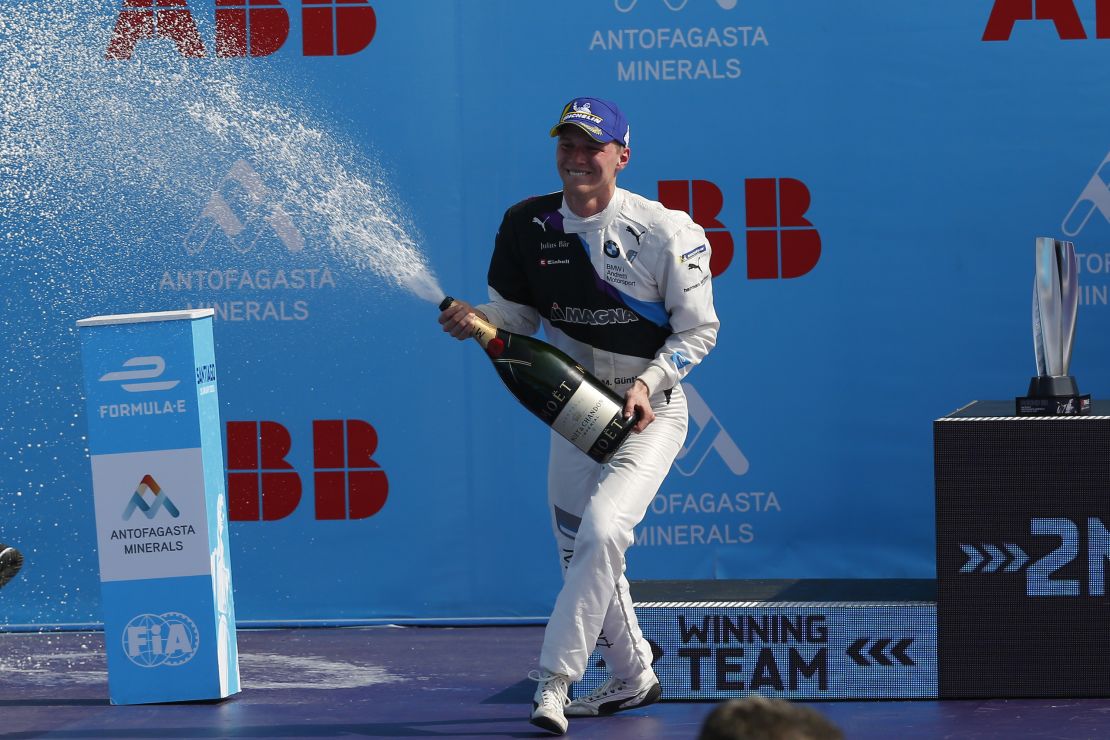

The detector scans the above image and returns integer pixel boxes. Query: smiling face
[554,125,630,217]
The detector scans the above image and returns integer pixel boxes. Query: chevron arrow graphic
[890,638,914,666]
[981,543,1007,573]
[960,542,1031,575]
[1003,543,1029,572]
[848,638,916,668]
[959,544,984,573]
[847,638,869,667]
[868,638,893,667]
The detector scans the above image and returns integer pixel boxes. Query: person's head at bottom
[698,695,843,740]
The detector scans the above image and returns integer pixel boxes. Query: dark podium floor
[4,624,1110,739]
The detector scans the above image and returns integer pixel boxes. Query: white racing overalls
[478,187,719,682]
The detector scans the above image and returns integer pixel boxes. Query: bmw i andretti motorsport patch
[680,244,707,263]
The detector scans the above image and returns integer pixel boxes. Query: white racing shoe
[528,669,570,735]
[564,670,662,717]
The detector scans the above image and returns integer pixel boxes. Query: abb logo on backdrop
[227,419,388,521]
[106,0,377,59]
[983,0,1110,40]
[658,179,821,280]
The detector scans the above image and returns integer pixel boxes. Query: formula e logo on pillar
[100,356,181,392]
[658,179,821,280]
[226,420,389,521]
[674,383,749,477]
[106,0,377,60]
[123,612,200,667]
[982,0,1110,40]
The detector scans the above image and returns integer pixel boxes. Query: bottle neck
[469,315,498,349]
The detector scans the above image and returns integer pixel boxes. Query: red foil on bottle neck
[486,338,505,358]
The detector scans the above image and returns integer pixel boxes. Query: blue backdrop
[3,0,1110,626]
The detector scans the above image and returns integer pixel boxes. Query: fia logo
[123,475,181,520]
[99,356,180,393]
[184,160,304,255]
[123,612,200,668]
[674,383,749,476]
[615,0,738,11]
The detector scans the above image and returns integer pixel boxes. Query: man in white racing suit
[439,96,718,736]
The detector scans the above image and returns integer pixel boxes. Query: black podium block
[935,400,1110,698]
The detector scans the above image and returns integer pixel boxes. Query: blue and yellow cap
[549,97,630,147]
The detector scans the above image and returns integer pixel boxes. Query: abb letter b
[745,178,821,280]
[227,420,301,521]
[313,419,388,520]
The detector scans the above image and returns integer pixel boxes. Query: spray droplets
[1,2,443,626]
[183,84,444,301]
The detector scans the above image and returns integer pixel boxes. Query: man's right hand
[438,298,488,340]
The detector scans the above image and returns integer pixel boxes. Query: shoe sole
[570,681,662,717]
[529,712,567,735]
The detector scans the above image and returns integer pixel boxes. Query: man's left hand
[624,378,654,433]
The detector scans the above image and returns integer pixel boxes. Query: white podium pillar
[77,309,239,705]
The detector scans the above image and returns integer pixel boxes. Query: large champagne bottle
[441,297,639,464]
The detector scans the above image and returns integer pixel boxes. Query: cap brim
[549,121,611,143]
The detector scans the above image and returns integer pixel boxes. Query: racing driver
[439,96,719,735]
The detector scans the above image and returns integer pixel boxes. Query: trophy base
[1015,395,1091,415]
[1027,375,1080,398]
[1017,376,1091,415]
